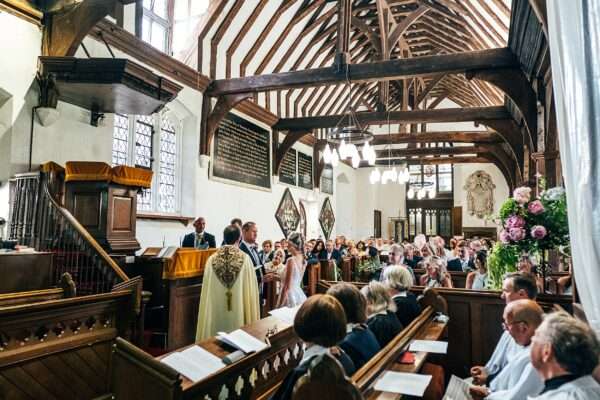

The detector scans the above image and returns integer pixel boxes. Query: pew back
[0,290,136,400]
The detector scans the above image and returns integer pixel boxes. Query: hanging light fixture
[370,168,381,184]
[407,187,415,199]
[321,64,373,170]
[331,149,339,167]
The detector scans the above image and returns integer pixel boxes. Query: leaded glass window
[111,112,180,214]
[112,114,129,166]
[158,115,177,213]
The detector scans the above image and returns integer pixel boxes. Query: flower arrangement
[487,180,569,289]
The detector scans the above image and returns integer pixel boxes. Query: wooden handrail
[353,306,435,391]
[43,183,129,282]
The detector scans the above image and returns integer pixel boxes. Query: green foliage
[487,243,519,289]
[499,198,520,220]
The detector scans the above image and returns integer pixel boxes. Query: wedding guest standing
[181,217,216,249]
[259,240,273,264]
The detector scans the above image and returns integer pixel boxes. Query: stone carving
[464,170,496,219]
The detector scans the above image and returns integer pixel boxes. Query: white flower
[542,187,565,201]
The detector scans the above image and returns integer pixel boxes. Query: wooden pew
[319,280,573,378]
[0,289,137,400]
[341,257,353,282]
[0,288,65,307]
[103,290,446,400]
[320,260,338,281]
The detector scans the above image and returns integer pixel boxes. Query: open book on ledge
[217,329,270,354]
[160,345,226,382]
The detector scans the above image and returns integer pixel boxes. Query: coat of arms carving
[319,197,335,240]
[463,170,496,219]
[275,188,301,237]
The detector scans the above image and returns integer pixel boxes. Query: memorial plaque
[211,113,271,190]
[279,149,297,186]
[297,152,313,190]
[321,165,334,195]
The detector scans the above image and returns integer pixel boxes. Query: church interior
[1,0,599,399]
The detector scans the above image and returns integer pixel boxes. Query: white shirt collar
[346,323,360,333]
[301,344,328,364]
[242,240,257,250]
[392,292,408,298]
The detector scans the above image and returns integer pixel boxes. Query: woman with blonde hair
[346,240,359,257]
[383,265,421,327]
[360,281,403,347]
[419,256,453,288]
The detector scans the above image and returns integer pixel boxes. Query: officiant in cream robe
[196,225,260,341]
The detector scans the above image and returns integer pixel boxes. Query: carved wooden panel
[0,340,112,400]
[111,196,133,232]
[168,282,202,350]
[73,193,101,230]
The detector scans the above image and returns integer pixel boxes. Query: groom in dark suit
[239,222,273,301]
[181,217,216,249]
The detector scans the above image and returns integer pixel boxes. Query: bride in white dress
[277,232,307,308]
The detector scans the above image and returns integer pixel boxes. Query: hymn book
[374,371,432,396]
[268,305,301,325]
[217,329,269,354]
[160,345,225,382]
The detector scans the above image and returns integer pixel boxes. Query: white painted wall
[453,163,509,229]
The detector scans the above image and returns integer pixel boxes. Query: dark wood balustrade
[8,171,132,296]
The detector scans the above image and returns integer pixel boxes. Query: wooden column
[335,0,352,68]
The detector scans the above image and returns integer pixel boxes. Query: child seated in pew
[271,294,356,400]
[360,281,403,348]
[383,265,422,328]
[326,282,381,370]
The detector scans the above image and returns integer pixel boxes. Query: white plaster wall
[453,163,509,229]
[353,167,406,240]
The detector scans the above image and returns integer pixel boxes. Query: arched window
[111,111,181,214]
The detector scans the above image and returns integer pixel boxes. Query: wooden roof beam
[207,47,517,96]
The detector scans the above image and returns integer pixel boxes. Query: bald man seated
[529,312,600,399]
[470,273,538,385]
[469,299,544,400]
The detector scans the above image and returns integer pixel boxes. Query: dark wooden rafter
[42,0,133,56]
[274,106,510,130]
[466,68,538,152]
[274,130,312,175]
[207,48,518,96]
[209,0,245,79]
[201,93,253,156]
[369,131,502,145]
[225,0,270,78]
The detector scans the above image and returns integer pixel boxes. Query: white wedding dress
[279,256,307,308]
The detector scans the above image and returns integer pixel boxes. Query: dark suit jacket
[366,311,403,348]
[270,350,355,400]
[181,232,216,249]
[338,324,381,370]
[446,258,463,272]
[239,242,265,294]
[392,292,422,328]
[319,249,342,265]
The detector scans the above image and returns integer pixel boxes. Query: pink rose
[527,200,545,215]
[509,227,526,241]
[513,187,532,205]
[506,215,526,229]
[499,229,510,243]
[531,225,547,240]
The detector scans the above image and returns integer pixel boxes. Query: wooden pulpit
[63,162,152,254]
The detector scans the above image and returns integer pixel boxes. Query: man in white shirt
[471,272,539,384]
[529,312,600,399]
[469,299,544,400]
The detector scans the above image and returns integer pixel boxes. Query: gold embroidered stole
[211,246,245,311]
